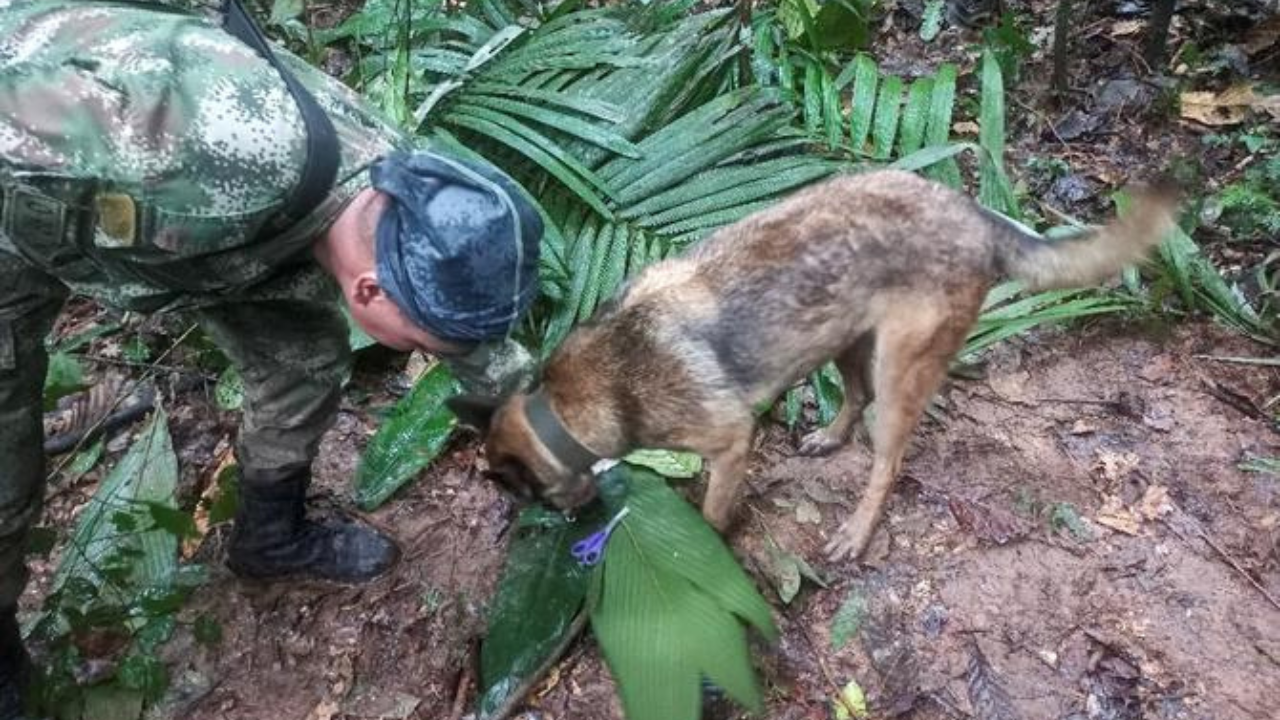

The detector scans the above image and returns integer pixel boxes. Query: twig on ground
[80,353,211,376]
[45,323,200,480]
[1194,354,1280,368]
[1198,376,1275,426]
[448,639,480,720]
[1162,516,1280,613]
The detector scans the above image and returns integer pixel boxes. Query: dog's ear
[446,394,502,434]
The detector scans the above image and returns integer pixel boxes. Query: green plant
[24,409,210,720]
[1215,154,1280,241]
[980,10,1034,83]
[478,464,777,720]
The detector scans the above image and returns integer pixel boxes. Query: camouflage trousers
[0,246,352,611]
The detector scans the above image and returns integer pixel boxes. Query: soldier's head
[321,151,543,360]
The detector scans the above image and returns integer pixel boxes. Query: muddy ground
[16,1,1280,719]
[79,317,1279,720]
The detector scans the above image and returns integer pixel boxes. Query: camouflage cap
[370,150,542,343]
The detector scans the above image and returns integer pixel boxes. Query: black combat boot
[0,609,29,720]
[225,465,400,583]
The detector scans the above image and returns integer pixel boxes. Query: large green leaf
[870,75,903,160]
[354,363,461,510]
[965,285,1137,357]
[897,77,935,158]
[589,466,774,720]
[923,63,961,187]
[847,53,878,155]
[978,49,1019,218]
[597,468,776,640]
[477,506,603,718]
[53,408,179,605]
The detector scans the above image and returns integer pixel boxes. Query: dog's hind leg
[825,297,980,562]
[798,331,876,456]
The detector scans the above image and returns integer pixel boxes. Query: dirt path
[149,318,1279,720]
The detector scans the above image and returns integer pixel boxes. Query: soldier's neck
[313,188,381,286]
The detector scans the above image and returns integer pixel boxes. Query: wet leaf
[52,408,179,610]
[134,615,176,652]
[833,678,869,719]
[53,322,121,353]
[477,506,602,718]
[831,589,866,650]
[783,386,803,429]
[919,0,945,42]
[966,642,1023,720]
[1094,495,1141,536]
[947,497,1031,545]
[64,438,104,483]
[622,449,703,479]
[194,615,223,647]
[117,653,168,704]
[810,362,843,425]
[82,685,144,720]
[589,466,777,720]
[270,0,303,24]
[1180,85,1262,127]
[765,546,827,605]
[25,526,58,558]
[810,0,873,52]
[768,548,802,604]
[205,465,240,525]
[354,363,461,511]
[44,351,85,411]
[214,366,243,412]
[1048,502,1093,541]
[795,498,822,525]
[145,503,200,540]
[121,336,151,364]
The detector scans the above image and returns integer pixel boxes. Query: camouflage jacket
[0,0,412,312]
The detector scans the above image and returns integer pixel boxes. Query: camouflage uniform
[0,0,458,608]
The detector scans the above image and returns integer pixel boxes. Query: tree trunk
[1145,0,1177,68]
[1051,0,1072,100]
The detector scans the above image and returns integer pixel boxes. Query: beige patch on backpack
[94,193,137,248]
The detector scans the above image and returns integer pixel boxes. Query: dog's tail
[989,187,1180,292]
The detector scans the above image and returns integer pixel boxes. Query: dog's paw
[824,523,869,563]
[798,429,845,457]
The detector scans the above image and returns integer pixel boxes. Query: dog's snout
[547,478,598,511]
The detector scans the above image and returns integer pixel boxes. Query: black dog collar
[524,389,600,473]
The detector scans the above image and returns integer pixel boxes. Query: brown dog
[450,170,1178,561]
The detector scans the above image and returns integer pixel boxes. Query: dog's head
[448,393,599,511]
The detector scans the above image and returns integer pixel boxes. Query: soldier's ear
[447,394,502,435]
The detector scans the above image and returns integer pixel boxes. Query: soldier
[0,0,542,716]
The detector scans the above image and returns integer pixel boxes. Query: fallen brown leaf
[1095,495,1141,536]
[183,442,236,559]
[1110,19,1144,37]
[948,497,1031,546]
[1181,85,1280,127]
[1245,17,1280,55]
[1137,485,1173,521]
[1093,450,1142,486]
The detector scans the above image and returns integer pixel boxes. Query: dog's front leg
[700,424,755,533]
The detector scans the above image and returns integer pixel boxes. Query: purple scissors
[571,507,631,566]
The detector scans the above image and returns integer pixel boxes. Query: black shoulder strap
[220,0,340,236]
